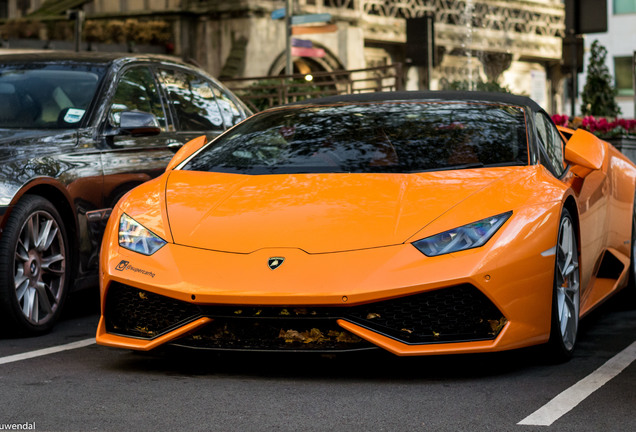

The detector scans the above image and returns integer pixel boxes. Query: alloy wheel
[554,215,580,352]
[13,209,67,325]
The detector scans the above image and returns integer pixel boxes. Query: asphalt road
[1,289,635,432]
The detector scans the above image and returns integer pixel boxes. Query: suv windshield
[0,63,106,129]
[184,101,529,174]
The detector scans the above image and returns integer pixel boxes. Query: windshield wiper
[408,163,483,173]
[408,161,524,174]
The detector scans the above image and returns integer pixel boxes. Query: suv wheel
[0,195,70,335]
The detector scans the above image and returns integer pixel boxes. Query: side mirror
[166,135,207,172]
[119,111,161,136]
[564,128,605,178]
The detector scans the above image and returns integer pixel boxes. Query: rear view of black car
[0,51,251,335]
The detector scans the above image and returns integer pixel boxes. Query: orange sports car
[96,92,636,361]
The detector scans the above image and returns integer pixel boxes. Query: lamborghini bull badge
[268,257,285,270]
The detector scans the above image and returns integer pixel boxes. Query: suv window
[535,112,565,176]
[0,65,104,129]
[157,68,225,133]
[109,66,167,130]
[210,83,243,128]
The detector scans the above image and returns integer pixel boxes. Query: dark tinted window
[109,66,166,130]
[184,101,529,174]
[0,64,105,129]
[157,68,225,133]
[615,56,634,96]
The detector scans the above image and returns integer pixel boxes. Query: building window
[0,1,7,19]
[614,0,636,14]
[615,56,634,96]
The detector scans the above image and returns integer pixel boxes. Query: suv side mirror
[119,111,161,136]
[564,128,605,178]
[166,135,207,171]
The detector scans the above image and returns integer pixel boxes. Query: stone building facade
[2,0,567,112]
[186,0,566,112]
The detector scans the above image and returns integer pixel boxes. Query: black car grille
[105,282,201,339]
[347,284,506,343]
[104,283,506,348]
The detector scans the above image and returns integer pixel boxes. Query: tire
[546,208,580,362]
[0,195,70,335]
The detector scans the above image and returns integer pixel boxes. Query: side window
[157,68,225,133]
[210,83,243,128]
[109,66,166,130]
[535,112,565,176]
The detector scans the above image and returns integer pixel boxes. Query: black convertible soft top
[289,90,543,113]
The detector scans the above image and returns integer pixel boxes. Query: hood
[165,168,518,254]
[0,129,78,163]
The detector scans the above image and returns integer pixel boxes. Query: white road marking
[0,338,95,366]
[518,340,636,426]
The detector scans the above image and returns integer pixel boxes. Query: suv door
[99,64,179,208]
[74,64,178,272]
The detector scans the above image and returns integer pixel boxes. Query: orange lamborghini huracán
[96,92,636,361]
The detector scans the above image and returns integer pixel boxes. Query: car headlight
[413,211,512,257]
[118,213,166,255]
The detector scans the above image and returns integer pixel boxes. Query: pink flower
[597,117,610,133]
[582,116,597,132]
[551,114,569,126]
[550,114,635,136]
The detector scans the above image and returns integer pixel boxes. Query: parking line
[0,338,95,366]
[518,340,636,426]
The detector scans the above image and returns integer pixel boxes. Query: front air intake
[104,282,201,339]
[104,283,506,347]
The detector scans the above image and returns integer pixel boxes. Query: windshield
[184,101,529,174]
[0,63,106,129]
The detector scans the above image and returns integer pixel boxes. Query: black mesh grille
[104,283,505,347]
[347,285,506,343]
[104,282,201,339]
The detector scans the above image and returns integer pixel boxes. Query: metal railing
[222,63,404,112]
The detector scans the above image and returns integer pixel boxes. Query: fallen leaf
[303,328,327,344]
[334,331,362,343]
[279,329,306,343]
[488,317,507,334]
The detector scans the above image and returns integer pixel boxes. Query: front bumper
[97,204,561,355]
[99,282,506,352]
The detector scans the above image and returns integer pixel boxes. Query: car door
[98,64,181,208]
[72,63,179,272]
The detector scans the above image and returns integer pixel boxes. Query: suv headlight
[118,213,166,255]
[413,211,512,257]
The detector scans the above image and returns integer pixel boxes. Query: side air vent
[596,249,626,280]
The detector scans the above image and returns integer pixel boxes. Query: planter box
[606,136,636,163]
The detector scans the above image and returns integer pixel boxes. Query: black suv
[0,51,251,334]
